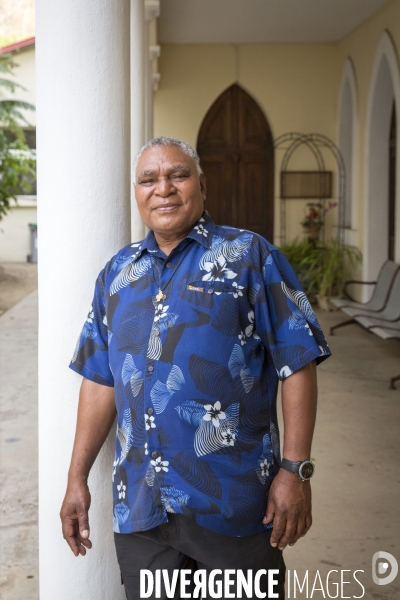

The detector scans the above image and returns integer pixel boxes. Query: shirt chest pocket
[187,280,241,296]
[187,280,252,341]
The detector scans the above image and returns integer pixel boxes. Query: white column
[144,13,152,142]
[36,1,131,598]
[131,0,147,241]
[145,0,160,142]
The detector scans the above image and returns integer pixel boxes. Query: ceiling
[159,0,391,44]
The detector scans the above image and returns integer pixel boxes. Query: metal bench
[330,261,400,335]
[354,320,400,389]
[330,265,400,389]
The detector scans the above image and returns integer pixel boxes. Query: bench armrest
[343,280,376,302]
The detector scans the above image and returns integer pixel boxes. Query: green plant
[279,238,362,299]
[279,238,320,297]
[0,53,35,220]
[300,238,362,298]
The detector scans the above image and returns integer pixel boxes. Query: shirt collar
[136,210,215,259]
[186,210,215,249]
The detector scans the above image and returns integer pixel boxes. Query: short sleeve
[69,267,114,387]
[254,248,331,380]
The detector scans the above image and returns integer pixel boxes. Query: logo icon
[372,551,398,586]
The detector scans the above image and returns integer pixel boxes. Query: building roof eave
[0,37,36,55]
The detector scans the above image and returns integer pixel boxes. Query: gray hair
[133,136,203,184]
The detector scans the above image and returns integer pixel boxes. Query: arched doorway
[365,31,400,282]
[197,84,274,241]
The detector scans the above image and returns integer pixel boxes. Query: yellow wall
[154,44,340,244]
[154,0,400,255]
[155,43,340,145]
[336,0,400,278]
[338,0,400,159]
[154,45,236,145]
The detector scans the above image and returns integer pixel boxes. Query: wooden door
[197,84,274,241]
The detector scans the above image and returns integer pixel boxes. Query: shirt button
[154,330,160,337]
[148,365,154,372]
[151,451,159,459]
[208,289,214,295]
[147,408,154,415]
[166,262,172,268]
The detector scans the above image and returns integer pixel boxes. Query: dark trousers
[114,515,285,600]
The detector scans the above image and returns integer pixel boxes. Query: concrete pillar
[131,0,147,241]
[36,1,131,598]
[144,1,160,142]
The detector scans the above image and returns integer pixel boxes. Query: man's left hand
[262,468,312,550]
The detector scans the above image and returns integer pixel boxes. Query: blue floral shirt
[69,211,331,537]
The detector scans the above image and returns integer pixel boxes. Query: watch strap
[281,458,304,475]
[281,458,314,481]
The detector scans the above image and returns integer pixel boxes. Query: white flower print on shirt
[144,414,156,430]
[230,281,244,298]
[221,428,236,446]
[203,401,226,428]
[245,311,260,340]
[154,304,169,322]
[150,456,169,472]
[202,255,237,283]
[194,224,208,237]
[278,365,293,379]
[238,331,246,346]
[259,458,270,478]
[117,480,126,500]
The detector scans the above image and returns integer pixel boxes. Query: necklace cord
[152,241,194,301]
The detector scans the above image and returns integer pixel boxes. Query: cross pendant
[156,290,165,302]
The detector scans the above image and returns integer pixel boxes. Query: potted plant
[279,238,320,299]
[301,239,362,310]
[279,238,362,310]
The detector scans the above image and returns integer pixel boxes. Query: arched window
[338,59,358,236]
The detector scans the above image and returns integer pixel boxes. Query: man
[61,137,331,599]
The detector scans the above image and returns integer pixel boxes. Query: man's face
[134,145,206,240]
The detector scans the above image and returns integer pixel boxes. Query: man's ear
[199,173,207,200]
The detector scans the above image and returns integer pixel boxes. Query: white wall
[0,198,37,262]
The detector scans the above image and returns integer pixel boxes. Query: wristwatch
[281,458,315,481]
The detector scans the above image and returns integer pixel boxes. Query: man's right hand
[60,479,92,557]
[60,378,116,556]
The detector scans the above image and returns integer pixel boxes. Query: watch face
[299,461,315,480]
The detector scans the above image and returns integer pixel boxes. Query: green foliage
[279,237,362,299]
[279,238,320,296]
[0,53,36,220]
